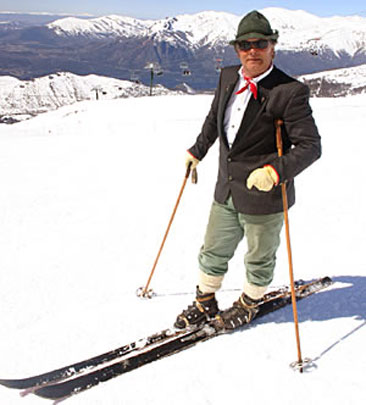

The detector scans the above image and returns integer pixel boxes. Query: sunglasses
[236,39,270,51]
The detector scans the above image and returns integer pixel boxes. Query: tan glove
[246,165,279,192]
[185,152,199,170]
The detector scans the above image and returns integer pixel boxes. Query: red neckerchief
[235,74,258,100]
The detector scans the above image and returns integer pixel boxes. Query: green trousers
[198,197,284,287]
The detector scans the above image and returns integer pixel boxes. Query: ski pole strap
[191,168,198,184]
[185,161,198,184]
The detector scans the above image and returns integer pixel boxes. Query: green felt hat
[230,10,279,45]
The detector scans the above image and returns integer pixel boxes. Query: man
[174,10,321,330]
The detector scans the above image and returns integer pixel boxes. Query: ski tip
[0,377,48,391]
[0,378,24,389]
[0,379,11,388]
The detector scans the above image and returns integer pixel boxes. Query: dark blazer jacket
[188,65,321,214]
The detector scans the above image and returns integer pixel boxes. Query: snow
[299,63,366,88]
[0,72,178,121]
[48,15,150,38]
[0,93,365,405]
[157,11,239,47]
[46,8,366,56]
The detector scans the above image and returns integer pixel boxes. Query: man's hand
[185,152,199,170]
[246,165,279,192]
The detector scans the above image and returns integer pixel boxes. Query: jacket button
[228,176,233,181]
[227,157,232,162]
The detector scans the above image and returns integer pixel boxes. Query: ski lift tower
[91,86,103,100]
[144,62,163,96]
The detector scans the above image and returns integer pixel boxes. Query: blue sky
[1,0,365,19]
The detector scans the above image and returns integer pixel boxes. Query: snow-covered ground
[0,93,365,404]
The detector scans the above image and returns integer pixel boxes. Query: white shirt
[224,65,273,148]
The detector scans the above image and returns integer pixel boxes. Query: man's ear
[272,42,276,59]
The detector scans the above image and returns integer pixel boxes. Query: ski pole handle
[185,161,192,178]
[275,119,284,157]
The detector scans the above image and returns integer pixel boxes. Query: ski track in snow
[0,94,365,404]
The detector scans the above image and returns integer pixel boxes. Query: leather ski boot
[214,292,260,330]
[174,287,219,329]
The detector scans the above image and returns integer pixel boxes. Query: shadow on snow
[256,275,366,325]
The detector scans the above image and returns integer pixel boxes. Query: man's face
[235,38,275,78]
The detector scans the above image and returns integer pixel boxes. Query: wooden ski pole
[275,119,304,372]
[137,163,196,299]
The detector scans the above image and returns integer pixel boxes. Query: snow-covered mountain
[298,64,366,97]
[48,15,152,39]
[1,8,366,90]
[0,72,178,123]
[47,11,237,48]
[260,8,366,57]
[47,8,366,58]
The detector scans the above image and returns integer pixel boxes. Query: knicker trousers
[198,196,284,288]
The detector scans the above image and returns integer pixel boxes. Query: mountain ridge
[46,8,366,56]
[0,8,365,90]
